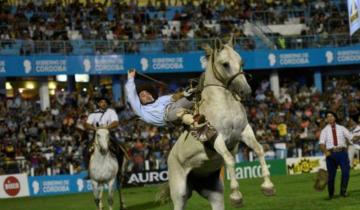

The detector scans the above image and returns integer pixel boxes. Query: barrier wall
[1,157,359,199]
[1,46,360,76]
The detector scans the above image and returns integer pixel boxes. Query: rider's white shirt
[125,77,172,126]
[86,108,118,127]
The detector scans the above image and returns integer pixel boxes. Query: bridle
[94,130,109,155]
[203,46,248,97]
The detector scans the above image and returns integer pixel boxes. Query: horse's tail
[155,182,171,205]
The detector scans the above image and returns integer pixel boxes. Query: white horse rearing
[166,36,275,210]
[90,128,119,210]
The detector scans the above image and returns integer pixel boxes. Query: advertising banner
[2,46,360,77]
[0,173,30,199]
[286,157,326,175]
[27,170,169,196]
[226,159,287,180]
[123,169,168,186]
[28,173,93,196]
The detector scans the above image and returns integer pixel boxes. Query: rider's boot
[177,109,218,142]
[83,145,94,180]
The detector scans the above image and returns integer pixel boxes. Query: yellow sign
[288,159,320,174]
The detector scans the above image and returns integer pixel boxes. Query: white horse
[166,36,275,210]
[90,128,119,210]
[349,124,360,167]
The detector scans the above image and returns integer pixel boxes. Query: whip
[133,70,168,87]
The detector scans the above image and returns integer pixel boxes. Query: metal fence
[0,34,358,56]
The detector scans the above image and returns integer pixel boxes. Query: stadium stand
[0,0,358,55]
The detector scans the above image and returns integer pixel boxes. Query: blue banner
[28,173,93,196]
[1,46,360,77]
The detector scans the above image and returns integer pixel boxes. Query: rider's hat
[95,96,111,104]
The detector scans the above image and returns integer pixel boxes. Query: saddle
[109,140,130,161]
[185,74,218,142]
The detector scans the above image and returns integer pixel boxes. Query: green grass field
[2,171,360,210]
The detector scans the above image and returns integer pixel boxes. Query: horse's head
[203,35,251,96]
[95,128,110,155]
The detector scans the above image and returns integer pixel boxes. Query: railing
[0,34,358,56]
[251,9,307,25]
[250,21,277,50]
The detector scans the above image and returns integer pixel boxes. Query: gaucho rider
[125,69,217,141]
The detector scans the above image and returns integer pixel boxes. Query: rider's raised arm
[125,75,144,118]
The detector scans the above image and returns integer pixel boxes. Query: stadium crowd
[0,0,351,54]
[0,76,359,176]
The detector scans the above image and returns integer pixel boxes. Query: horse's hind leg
[241,124,275,196]
[213,133,243,207]
[168,156,190,210]
[108,178,116,210]
[197,175,225,210]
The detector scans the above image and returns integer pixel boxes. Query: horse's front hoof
[230,197,243,208]
[230,192,243,208]
[261,186,276,196]
[120,204,127,210]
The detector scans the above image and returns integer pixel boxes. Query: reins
[202,47,246,101]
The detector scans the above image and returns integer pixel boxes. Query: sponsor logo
[151,57,184,70]
[127,171,168,185]
[94,57,124,71]
[140,58,149,71]
[287,158,320,174]
[35,60,67,73]
[325,51,334,63]
[278,53,309,65]
[41,180,70,193]
[24,59,67,74]
[268,53,276,66]
[23,59,32,74]
[32,181,39,194]
[231,164,271,179]
[0,61,5,73]
[3,176,21,196]
[83,58,91,73]
[336,50,360,62]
